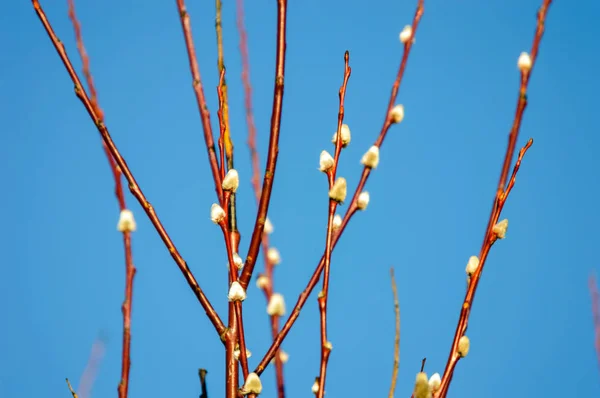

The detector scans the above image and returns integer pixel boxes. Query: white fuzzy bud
[319,150,335,172]
[117,209,136,232]
[241,372,262,395]
[329,177,347,203]
[222,169,239,192]
[399,25,413,44]
[270,350,290,364]
[233,253,244,270]
[390,104,405,124]
[458,335,470,357]
[492,219,509,239]
[267,293,286,316]
[413,372,431,398]
[357,191,370,210]
[429,373,441,392]
[234,347,252,360]
[331,124,351,147]
[361,145,380,169]
[465,255,479,276]
[518,52,532,72]
[332,214,343,230]
[210,203,226,224]
[228,281,246,302]
[311,379,320,394]
[263,217,274,235]
[256,274,270,290]
[267,247,281,265]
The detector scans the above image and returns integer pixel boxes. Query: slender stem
[235,302,250,379]
[237,0,286,394]
[435,2,551,395]
[238,0,288,290]
[388,267,400,398]
[65,2,135,396]
[317,52,351,398]
[31,0,226,337]
[254,0,424,374]
[175,0,224,203]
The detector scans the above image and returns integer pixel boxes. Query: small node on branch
[390,104,405,124]
[329,177,347,204]
[332,214,343,230]
[319,150,335,173]
[263,217,274,235]
[267,247,282,265]
[311,378,320,395]
[117,209,137,232]
[210,203,226,224]
[241,372,262,395]
[228,281,247,302]
[234,346,252,360]
[518,52,532,72]
[256,274,270,290]
[222,169,240,192]
[412,372,431,398]
[331,124,351,147]
[356,191,370,211]
[267,293,286,316]
[324,341,333,351]
[361,145,380,169]
[492,219,509,239]
[429,373,441,393]
[458,335,471,357]
[399,25,414,44]
[465,255,480,276]
[232,253,244,270]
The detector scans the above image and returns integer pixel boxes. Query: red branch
[317,51,351,398]
[254,0,425,375]
[589,274,600,376]
[435,1,552,396]
[31,0,226,337]
[238,0,288,290]
[175,0,224,203]
[237,0,286,394]
[65,2,134,397]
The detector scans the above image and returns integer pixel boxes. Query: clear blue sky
[1,0,599,397]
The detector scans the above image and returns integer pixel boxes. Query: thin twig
[317,51,351,398]
[175,0,224,203]
[589,274,600,376]
[31,0,226,337]
[238,0,288,290]
[199,369,209,398]
[388,267,400,398]
[236,0,286,394]
[66,378,79,398]
[76,335,106,398]
[254,0,424,375]
[436,3,551,396]
[214,0,240,251]
[65,3,134,397]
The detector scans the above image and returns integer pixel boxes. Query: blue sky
[1,0,599,397]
